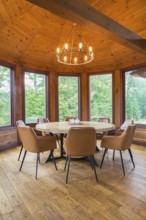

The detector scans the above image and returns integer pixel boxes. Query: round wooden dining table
[36,121,115,163]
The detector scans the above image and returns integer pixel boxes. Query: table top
[36,121,115,134]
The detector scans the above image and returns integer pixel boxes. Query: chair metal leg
[19,150,27,171]
[113,150,115,161]
[66,156,71,184]
[128,149,135,168]
[38,153,40,164]
[120,151,125,176]
[51,153,57,170]
[18,145,23,161]
[96,145,100,152]
[35,153,39,179]
[64,156,68,171]
[100,148,108,169]
[90,156,98,183]
[89,156,93,170]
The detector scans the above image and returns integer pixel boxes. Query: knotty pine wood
[28,0,146,56]
[113,69,122,128]
[81,73,88,120]
[0,0,146,72]
[0,143,146,219]
[15,65,23,121]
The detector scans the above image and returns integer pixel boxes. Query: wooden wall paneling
[0,128,17,150]
[15,65,23,121]
[81,73,88,120]
[113,69,122,128]
[49,72,57,121]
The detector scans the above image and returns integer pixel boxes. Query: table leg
[45,133,65,163]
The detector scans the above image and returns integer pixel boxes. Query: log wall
[0,127,17,150]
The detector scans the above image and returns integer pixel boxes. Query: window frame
[0,61,15,129]
[122,64,146,128]
[88,72,114,123]
[22,69,49,125]
[56,73,81,121]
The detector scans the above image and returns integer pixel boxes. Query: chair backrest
[120,119,134,130]
[98,117,110,123]
[120,125,136,150]
[65,117,76,122]
[37,118,50,124]
[17,125,40,153]
[64,127,96,156]
[16,120,26,143]
[16,120,25,126]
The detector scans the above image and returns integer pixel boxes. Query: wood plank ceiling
[0,0,146,72]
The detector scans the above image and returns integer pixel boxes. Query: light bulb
[64,56,67,62]
[89,46,92,52]
[84,55,88,61]
[79,43,82,50]
[65,43,68,50]
[74,57,77,63]
[56,48,60,54]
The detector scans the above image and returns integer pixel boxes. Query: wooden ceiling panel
[92,0,146,35]
[0,0,146,72]
[0,0,32,27]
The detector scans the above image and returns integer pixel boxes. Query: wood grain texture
[27,0,146,55]
[0,128,17,150]
[0,143,146,219]
[0,0,146,72]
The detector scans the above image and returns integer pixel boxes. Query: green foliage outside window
[25,72,46,123]
[125,71,146,124]
[0,66,11,126]
[58,76,79,121]
[90,74,112,121]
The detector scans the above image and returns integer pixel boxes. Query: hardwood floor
[0,143,146,220]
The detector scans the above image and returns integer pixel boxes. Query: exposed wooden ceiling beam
[27,0,146,56]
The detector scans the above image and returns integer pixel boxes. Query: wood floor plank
[1,211,19,220]
[0,187,13,215]
[0,144,146,220]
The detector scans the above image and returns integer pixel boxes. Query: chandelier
[56,23,94,65]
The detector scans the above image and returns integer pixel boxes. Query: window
[89,74,113,121]
[24,71,47,123]
[125,69,146,124]
[58,76,80,121]
[0,65,12,127]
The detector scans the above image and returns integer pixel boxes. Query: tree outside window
[125,70,146,124]
[58,76,79,121]
[89,74,112,122]
[0,65,11,126]
[24,72,47,123]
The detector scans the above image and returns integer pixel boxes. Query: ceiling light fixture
[56,23,94,65]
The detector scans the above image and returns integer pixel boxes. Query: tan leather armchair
[37,117,60,147]
[109,119,134,160]
[96,117,110,140]
[17,125,57,179]
[113,119,134,136]
[65,116,76,121]
[16,120,26,161]
[64,127,98,183]
[100,125,136,176]
[98,117,110,123]
[37,117,50,124]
